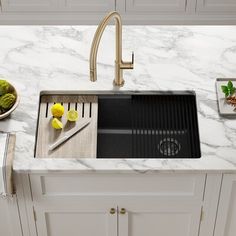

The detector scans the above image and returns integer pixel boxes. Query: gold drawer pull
[120,208,126,214]
[110,208,116,214]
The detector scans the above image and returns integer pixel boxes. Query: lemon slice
[51,103,64,118]
[51,118,63,129]
[67,109,78,122]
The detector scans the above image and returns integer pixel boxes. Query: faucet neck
[89,11,123,85]
[89,11,134,86]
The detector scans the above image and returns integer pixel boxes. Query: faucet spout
[89,11,134,86]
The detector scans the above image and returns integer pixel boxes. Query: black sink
[97,91,201,158]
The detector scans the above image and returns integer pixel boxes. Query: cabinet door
[125,0,187,13]
[214,174,236,236]
[30,173,118,236]
[34,198,117,236]
[1,0,58,12]
[196,0,236,13]
[115,173,205,236]
[117,198,202,236]
[62,0,115,12]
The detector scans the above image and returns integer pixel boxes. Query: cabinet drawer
[196,0,236,14]
[30,173,205,201]
[125,0,187,13]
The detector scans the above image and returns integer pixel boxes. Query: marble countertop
[0,25,236,173]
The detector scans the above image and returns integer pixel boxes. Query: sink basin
[97,91,201,158]
[35,91,201,159]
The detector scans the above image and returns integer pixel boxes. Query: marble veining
[0,25,236,173]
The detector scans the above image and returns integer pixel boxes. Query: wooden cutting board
[35,95,98,158]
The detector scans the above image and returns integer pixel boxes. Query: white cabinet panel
[197,0,236,13]
[214,174,236,236]
[63,0,115,12]
[34,196,117,236]
[1,0,115,12]
[118,201,202,236]
[0,198,14,236]
[35,207,117,236]
[30,173,205,200]
[0,196,22,236]
[1,0,58,12]
[198,174,222,236]
[125,0,187,13]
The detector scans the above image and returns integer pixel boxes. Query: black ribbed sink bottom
[97,91,201,158]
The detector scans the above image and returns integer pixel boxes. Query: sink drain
[158,138,181,156]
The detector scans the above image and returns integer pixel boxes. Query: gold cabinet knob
[110,208,116,214]
[120,208,126,214]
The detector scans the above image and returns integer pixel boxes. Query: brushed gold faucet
[89,11,134,86]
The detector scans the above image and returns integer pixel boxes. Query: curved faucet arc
[89,11,134,86]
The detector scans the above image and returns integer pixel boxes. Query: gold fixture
[110,208,116,214]
[89,11,134,86]
[120,208,126,214]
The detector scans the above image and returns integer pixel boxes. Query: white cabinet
[214,174,236,236]
[196,0,236,14]
[0,0,115,12]
[62,0,115,12]
[8,172,236,236]
[0,0,236,23]
[0,196,22,236]
[34,201,117,236]
[122,0,236,14]
[124,0,187,13]
[1,0,58,12]
[117,201,201,236]
[29,173,206,236]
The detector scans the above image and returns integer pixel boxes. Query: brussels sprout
[0,93,16,109]
[0,80,10,96]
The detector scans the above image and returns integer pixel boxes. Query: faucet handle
[121,52,134,70]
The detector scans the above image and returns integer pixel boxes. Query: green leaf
[228,80,233,89]
[221,85,229,96]
[230,87,236,96]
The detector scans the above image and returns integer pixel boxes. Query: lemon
[51,118,63,129]
[67,109,78,122]
[51,103,64,117]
